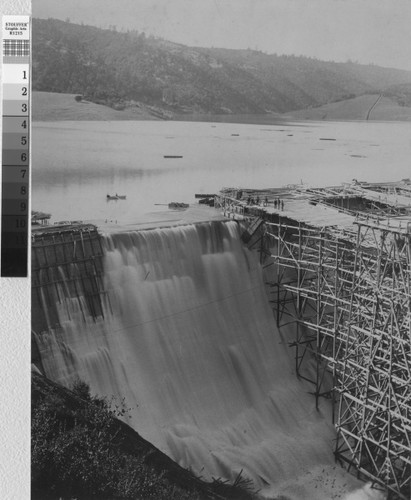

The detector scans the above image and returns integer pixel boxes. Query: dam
[32,180,411,500]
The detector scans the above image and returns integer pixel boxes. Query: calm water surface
[32,119,411,224]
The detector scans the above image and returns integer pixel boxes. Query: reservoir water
[33,119,411,223]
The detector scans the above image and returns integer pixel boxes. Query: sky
[33,0,411,71]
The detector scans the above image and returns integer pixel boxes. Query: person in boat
[281,200,284,211]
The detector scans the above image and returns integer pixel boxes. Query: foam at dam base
[35,220,369,499]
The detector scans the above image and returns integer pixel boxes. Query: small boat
[164,155,183,159]
[168,202,189,209]
[106,194,126,200]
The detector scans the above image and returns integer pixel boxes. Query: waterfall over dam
[33,220,361,499]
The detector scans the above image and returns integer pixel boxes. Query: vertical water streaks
[35,221,356,497]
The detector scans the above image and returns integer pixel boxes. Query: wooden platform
[217,179,411,241]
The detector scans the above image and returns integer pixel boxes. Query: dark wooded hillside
[33,18,411,116]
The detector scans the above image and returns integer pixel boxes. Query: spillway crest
[35,221,339,495]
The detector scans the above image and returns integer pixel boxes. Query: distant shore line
[32,91,411,123]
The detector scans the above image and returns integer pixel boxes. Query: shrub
[71,377,91,400]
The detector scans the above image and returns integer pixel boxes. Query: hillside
[33,18,411,118]
[285,94,411,121]
[32,91,162,121]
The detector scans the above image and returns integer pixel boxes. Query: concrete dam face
[33,221,361,498]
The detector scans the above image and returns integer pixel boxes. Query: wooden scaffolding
[261,217,411,499]
[335,220,411,499]
[216,182,411,497]
[32,224,108,334]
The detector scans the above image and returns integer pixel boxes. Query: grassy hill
[285,94,411,121]
[33,18,411,119]
[383,82,411,107]
[32,91,162,121]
